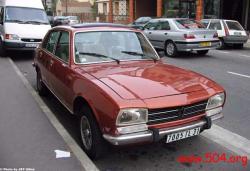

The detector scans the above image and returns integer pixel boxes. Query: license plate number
[200,42,211,47]
[25,43,38,48]
[166,127,200,143]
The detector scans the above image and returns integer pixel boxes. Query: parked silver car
[143,18,220,57]
[201,19,248,49]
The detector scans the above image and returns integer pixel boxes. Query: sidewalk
[0,58,84,170]
[245,39,250,48]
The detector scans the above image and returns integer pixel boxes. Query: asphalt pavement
[7,46,250,171]
[0,57,84,170]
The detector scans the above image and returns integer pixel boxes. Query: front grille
[147,100,208,125]
[21,38,42,42]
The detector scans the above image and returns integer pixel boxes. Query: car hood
[81,61,217,100]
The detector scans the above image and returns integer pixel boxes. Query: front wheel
[79,107,107,159]
[0,39,6,57]
[197,50,209,55]
[164,41,178,57]
[36,70,48,96]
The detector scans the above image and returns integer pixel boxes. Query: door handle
[164,33,168,35]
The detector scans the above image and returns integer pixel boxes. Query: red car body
[34,24,225,157]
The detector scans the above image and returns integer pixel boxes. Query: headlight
[116,108,148,126]
[206,93,225,110]
[5,34,20,40]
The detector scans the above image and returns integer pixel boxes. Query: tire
[0,38,6,57]
[218,38,225,49]
[234,44,243,49]
[197,50,209,55]
[79,106,107,159]
[164,41,178,57]
[36,70,48,96]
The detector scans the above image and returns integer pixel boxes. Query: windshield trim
[4,6,49,24]
[72,30,160,65]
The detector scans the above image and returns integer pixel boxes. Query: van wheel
[0,39,6,57]
[197,50,209,55]
[36,70,48,96]
[79,106,106,159]
[165,41,178,57]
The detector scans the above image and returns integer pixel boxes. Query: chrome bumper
[175,41,220,52]
[103,113,223,146]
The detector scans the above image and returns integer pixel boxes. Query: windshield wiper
[121,51,157,63]
[7,19,25,23]
[78,52,120,64]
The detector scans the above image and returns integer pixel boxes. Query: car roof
[53,23,138,32]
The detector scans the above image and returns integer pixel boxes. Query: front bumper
[3,41,40,51]
[175,40,220,52]
[103,113,223,146]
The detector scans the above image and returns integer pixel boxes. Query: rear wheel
[79,106,107,159]
[0,39,6,57]
[164,41,178,57]
[218,38,225,49]
[36,70,48,96]
[197,50,209,55]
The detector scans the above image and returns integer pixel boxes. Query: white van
[0,0,51,56]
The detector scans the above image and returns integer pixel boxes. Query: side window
[43,31,60,53]
[209,21,222,30]
[0,7,4,23]
[144,22,158,30]
[156,21,171,30]
[55,31,69,63]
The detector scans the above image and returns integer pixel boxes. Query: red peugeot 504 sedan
[34,23,226,159]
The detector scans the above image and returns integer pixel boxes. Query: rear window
[226,21,244,31]
[175,19,205,29]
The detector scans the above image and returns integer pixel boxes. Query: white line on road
[216,50,230,54]
[228,71,250,78]
[8,58,99,171]
[202,124,250,158]
[240,54,250,58]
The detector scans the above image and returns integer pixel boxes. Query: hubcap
[80,116,92,150]
[37,73,42,91]
[167,43,174,56]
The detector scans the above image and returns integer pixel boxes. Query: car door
[143,21,160,47]
[51,30,73,109]
[38,30,60,89]
[152,20,172,49]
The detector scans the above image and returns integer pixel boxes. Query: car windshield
[5,7,49,24]
[226,21,244,31]
[74,31,158,64]
[175,19,205,29]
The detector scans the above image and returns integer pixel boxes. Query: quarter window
[156,21,171,30]
[43,31,60,53]
[209,21,222,30]
[144,21,158,30]
[55,31,69,63]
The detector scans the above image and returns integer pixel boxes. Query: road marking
[216,50,229,54]
[55,150,71,158]
[228,71,250,78]
[8,58,99,171]
[240,54,250,58]
[202,124,250,158]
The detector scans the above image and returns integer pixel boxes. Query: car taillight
[213,32,218,38]
[224,27,229,36]
[184,34,195,39]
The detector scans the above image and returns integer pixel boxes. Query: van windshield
[5,7,49,24]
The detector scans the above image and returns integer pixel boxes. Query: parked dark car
[53,16,69,27]
[34,23,225,159]
[130,17,152,29]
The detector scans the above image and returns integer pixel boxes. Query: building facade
[101,0,249,30]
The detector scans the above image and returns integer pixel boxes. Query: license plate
[200,42,211,47]
[25,43,38,48]
[166,127,200,143]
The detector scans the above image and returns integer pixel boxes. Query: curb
[8,58,99,171]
